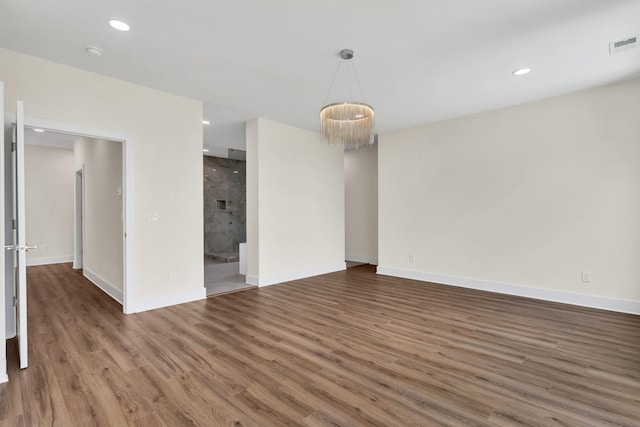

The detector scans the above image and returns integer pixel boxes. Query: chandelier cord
[323,60,347,106]
[350,59,368,105]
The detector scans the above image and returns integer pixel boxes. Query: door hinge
[12,219,17,230]
[11,142,17,152]
[13,296,17,306]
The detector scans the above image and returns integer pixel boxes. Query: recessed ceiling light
[109,19,130,31]
[512,68,531,76]
[212,168,217,171]
[33,128,45,133]
[85,46,104,57]
[233,170,239,174]
[202,120,210,125]
[203,149,209,152]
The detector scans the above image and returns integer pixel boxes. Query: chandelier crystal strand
[320,49,375,148]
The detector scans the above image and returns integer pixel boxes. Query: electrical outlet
[581,271,592,283]
[409,253,415,263]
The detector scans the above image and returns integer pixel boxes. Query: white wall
[24,144,74,265]
[378,78,640,313]
[246,118,345,286]
[345,144,378,264]
[246,120,259,280]
[0,47,204,312]
[74,137,123,301]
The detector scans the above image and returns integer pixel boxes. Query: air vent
[609,35,637,55]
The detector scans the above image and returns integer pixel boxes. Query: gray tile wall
[203,155,246,259]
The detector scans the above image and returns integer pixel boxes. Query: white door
[8,101,30,369]
[0,82,7,383]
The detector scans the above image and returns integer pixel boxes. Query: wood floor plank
[0,414,24,427]
[82,349,155,422]
[0,378,22,422]
[0,340,23,422]
[88,326,151,373]
[19,361,73,426]
[57,372,130,427]
[5,262,639,426]
[159,373,261,427]
[488,401,602,427]
[303,407,363,427]
[128,412,168,427]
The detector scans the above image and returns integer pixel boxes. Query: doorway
[203,148,252,295]
[344,143,379,268]
[22,132,124,304]
[12,114,134,313]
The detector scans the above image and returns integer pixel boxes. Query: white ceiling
[1,1,639,149]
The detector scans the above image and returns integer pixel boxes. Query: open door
[5,101,31,369]
[0,82,7,382]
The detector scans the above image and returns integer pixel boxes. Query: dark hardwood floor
[1,263,639,426]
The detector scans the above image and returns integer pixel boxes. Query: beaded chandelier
[320,49,375,148]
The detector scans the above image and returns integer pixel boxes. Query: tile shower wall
[203,155,246,259]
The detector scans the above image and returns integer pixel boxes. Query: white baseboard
[27,255,74,267]
[257,262,347,287]
[377,266,640,315]
[127,287,206,314]
[84,268,123,304]
[346,256,378,265]
[246,275,259,286]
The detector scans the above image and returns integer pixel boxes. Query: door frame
[73,166,85,270]
[12,115,136,314]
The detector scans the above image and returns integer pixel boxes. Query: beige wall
[378,78,640,311]
[74,137,123,299]
[345,144,378,264]
[0,47,204,312]
[247,118,345,286]
[25,144,74,265]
